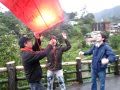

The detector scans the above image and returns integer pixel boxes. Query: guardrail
[0,56,119,90]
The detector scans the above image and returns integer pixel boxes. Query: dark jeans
[91,69,106,90]
[30,81,46,90]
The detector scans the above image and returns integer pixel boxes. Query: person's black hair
[50,35,61,47]
[50,35,57,40]
[18,37,31,48]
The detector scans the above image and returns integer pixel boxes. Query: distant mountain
[94,5,120,22]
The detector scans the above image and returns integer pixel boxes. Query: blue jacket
[84,43,116,72]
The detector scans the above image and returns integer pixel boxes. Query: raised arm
[24,40,54,63]
[61,32,71,52]
[32,32,43,51]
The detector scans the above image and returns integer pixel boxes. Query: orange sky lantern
[0,0,64,33]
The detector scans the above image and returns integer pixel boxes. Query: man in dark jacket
[46,32,71,90]
[79,32,116,90]
[18,34,53,90]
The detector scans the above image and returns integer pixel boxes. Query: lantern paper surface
[0,0,64,33]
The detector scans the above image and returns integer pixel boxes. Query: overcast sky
[59,0,120,13]
[1,0,120,13]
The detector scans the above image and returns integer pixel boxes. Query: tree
[0,11,32,66]
[68,12,77,20]
[78,13,95,35]
[82,13,95,24]
[109,35,120,49]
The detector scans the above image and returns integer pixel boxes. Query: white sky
[0,0,120,13]
[59,0,120,13]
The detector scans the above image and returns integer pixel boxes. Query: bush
[109,35,120,49]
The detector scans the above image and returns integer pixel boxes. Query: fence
[0,56,120,90]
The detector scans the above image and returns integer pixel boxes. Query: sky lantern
[0,0,64,33]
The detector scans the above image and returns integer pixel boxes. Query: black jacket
[20,38,52,83]
[46,39,71,71]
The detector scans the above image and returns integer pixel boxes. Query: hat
[50,35,57,40]
[18,37,31,48]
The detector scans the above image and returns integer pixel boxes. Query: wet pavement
[56,76,120,90]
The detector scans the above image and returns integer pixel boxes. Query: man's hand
[62,32,67,39]
[49,39,54,45]
[79,51,84,55]
[34,32,40,39]
[34,32,44,40]
[79,51,84,59]
[101,58,109,65]
[40,35,44,41]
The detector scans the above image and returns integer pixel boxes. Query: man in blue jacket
[79,32,116,90]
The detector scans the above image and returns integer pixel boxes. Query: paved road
[55,76,120,90]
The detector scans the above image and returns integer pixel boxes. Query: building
[92,22,111,31]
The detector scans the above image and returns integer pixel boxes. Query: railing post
[114,55,119,75]
[108,66,111,74]
[64,70,67,84]
[53,80,57,90]
[76,57,83,84]
[88,63,91,72]
[6,61,17,90]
